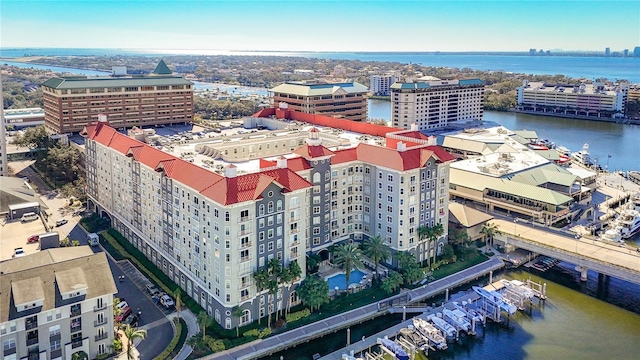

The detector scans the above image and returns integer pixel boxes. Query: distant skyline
[2,1,639,53]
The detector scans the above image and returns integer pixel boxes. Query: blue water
[1,48,638,82]
[327,270,366,290]
[0,60,110,76]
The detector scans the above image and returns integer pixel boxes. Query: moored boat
[412,318,448,350]
[427,314,457,338]
[571,143,594,167]
[442,308,472,332]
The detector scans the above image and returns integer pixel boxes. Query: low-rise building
[0,247,117,360]
[516,80,629,118]
[269,81,368,122]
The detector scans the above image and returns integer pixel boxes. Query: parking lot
[117,260,175,316]
[0,217,47,261]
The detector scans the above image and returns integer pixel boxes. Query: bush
[242,329,259,338]
[204,336,226,352]
[285,309,311,323]
[258,328,272,338]
[95,354,109,360]
[153,318,184,360]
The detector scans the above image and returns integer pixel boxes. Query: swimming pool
[326,270,366,290]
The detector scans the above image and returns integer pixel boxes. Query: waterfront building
[390,77,485,130]
[370,74,397,96]
[3,108,45,128]
[269,81,368,122]
[627,84,640,102]
[516,80,629,118]
[0,247,117,360]
[41,60,194,134]
[443,126,590,225]
[84,108,455,328]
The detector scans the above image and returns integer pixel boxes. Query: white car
[116,301,129,311]
[13,248,26,258]
[160,294,174,308]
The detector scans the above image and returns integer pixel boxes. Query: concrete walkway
[207,257,505,360]
[168,309,201,360]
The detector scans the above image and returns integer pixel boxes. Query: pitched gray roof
[0,247,117,322]
[152,60,173,75]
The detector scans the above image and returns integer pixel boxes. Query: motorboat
[427,314,457,338]
[412,318,448,350]
[377,337,409,360]
[615,209,640,239]
[452,302,483,323]
[601,226,625,245]
[571,143,594,167]
[556,145,571,156]
[500,280,535,300]
[473,286,517,315]
[442,308,472,332]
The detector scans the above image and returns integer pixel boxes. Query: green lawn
[430,251,488,280]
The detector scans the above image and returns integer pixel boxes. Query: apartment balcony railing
[95,333,109,341]
[238,216,253,223]
[238,242,252,250]
[94,318,107,327]
[26,337,38,346]
[93,303,107,312]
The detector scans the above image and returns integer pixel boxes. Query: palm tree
[332,243,364,291]
[253,268,270,325]
[480,222,503,252]
[197,310,209,338]
[231,306,244,337]
[266,258,282,328]
[123,324,147,360]
[173,288,182,320]
[283,260,302,315]
[428,223,445,267]
[361,235,391,280]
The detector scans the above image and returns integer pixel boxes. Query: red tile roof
[86,122,310,205]
[202,168,312,205]
[328,144,455,171]
[292,144,335,159]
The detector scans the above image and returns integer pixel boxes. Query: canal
[263,266,640,360]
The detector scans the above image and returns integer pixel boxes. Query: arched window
[268,201,274,213]
[240,309,251,325]
[325,170,330,181]
[276,200,283,211]
[313,172,321,183]
[259,204,265,215]
[225,317,232,329]
[290,291,300,306]
[215,309,221,323]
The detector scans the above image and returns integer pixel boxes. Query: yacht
[601,226,625,245]
[499,280,535,300]
[571,143,594,167]
[556,145,571,156]
[616,209,640,239]
[452,302,483,323]
[412,318,448,350]
[427,314,457,338]
[442,308,472,332]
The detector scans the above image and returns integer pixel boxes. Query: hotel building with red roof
[83,108,456,328]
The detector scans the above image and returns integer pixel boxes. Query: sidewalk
[168,309,200,360]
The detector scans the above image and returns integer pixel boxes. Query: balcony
[26,336,38,346]
[237,229,252,236]
[93,303,107,312]
[238,216,252,223]
[238,241,252,250]
[240,293,252,302]
[71,340,83,349]
[239,256,251,263]
[95,333,109,341]
[94,318,107,327]
[289,228,299,234]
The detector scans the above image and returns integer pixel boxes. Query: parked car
[27,235,39,243]
[145,283,159,295]
[123,314,139,327]
[55,219,68,227]
[115,306,132,322]
[13,248,25,258]
[160,294,174,308]
[116,301,129,311]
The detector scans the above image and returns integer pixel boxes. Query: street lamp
[514,218,519,237]
[575,234,580,253]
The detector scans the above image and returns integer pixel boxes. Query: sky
[1,0,639,52]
